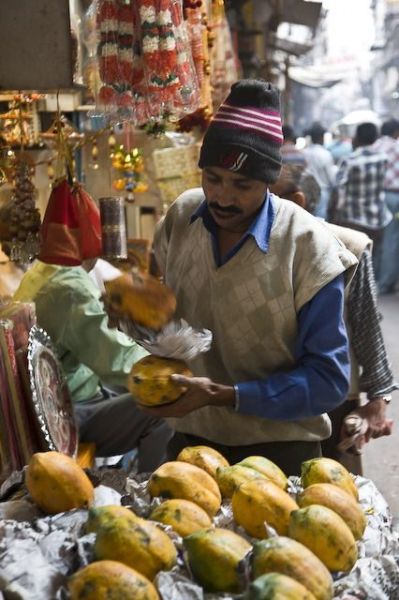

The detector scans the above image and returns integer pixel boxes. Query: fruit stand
[0,451,399,599]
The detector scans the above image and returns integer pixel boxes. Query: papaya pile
[24,450,367,599]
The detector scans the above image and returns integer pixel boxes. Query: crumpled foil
[120,318,212,361]
[0,471,398,599]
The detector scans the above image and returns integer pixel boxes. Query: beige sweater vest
[154,189,358,445]
[325,223,372,400]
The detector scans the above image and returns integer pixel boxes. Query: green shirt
[14,261,148,402]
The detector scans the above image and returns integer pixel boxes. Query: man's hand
[141,374,235,418]
[339,399,393,453]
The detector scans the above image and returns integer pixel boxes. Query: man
[270,164,396,471]
[373,118,399,294]
[330,122,391,281]
[303,122,336,219]
[146,79,358,475]
[281,125,307,167]
[14,179,171,472]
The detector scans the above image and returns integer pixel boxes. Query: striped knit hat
[199,79,283,183]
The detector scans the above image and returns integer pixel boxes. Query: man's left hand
[140,374,235,418]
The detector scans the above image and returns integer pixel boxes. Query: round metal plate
[27,326,78,457]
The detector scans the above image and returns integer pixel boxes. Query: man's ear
[292,190,307,209]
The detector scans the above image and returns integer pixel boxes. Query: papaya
[68,560,159,599]
[104,272,176,331]
[94,517,177,581]
[301,457,359,500]
[237,457,288,490]
[25,451,94,515]
[216,465,268,498]
[232,479,298,538]
[128,355,192,406]
[252,537,333,600]
[177,445,229,479]
[184,527,251,593]
[245,573,316,600]
[148,461,221,516]
[297,483,366,540]
[85,505,139,534]
[288,504,358,572]
[150,498,212,537]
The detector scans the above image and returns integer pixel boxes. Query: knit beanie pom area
[199,79,283,183]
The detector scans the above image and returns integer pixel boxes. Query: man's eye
[235,182,252,190]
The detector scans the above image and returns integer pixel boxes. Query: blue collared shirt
[191,193,350,420]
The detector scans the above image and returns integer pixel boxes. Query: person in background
[13,181,172,472]
[145,79,358,476]
[330,122,391,283]
[270,164,396,472]
[373,118,399,295]
[303,122,336,219]
[326,126,352,165]
[281,125,307,167]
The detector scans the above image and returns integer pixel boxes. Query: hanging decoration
[111,145,148,196]
[92,0,200,125]
[9,162,41,264]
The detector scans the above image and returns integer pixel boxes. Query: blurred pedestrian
[327,126,352,164]
[281,125,307,167]
[330,122,391,281]
[270,163,396,473]
[373,118,399,294]
[303,122,336,219]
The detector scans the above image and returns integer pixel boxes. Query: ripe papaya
[252,537,333,600]
[216,465,268,498]
[104,272,176,330]
[26,451,94,515]
[184,527,251,593]
[68,560,159,599]
[301,457,358,500]
[297,483,366,540]
[148,461,221,516]
[85,505,139,534]
[177,445,229,478]
[232,479,298,538]
[94,518,177,580]
[237,456,288,490]
[245,572,316,600]
[288,504,358,572]
[150,498,212,537]
[128,355,192,406]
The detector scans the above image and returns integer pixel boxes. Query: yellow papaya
[104,272,176,331]
[232,479,298,538]
[288,505,358,572]
[94,518,177,581]
[184,527,251,593]
[128,355,192,406]
[68,560,159,599]
[252,537,333,600]
[26,451,94,515]
[85,505,139,534]
[245,573,316,600]
[301,458,358,501]
[237,456,288,490]
[148,461,221,516]
[297,483,366,540]
[177,445,229,479]
[216,465,268,498]
[150,498,212,537]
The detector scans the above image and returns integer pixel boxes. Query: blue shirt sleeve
[236,274,350,420]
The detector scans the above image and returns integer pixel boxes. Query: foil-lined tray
[0,472,398,599]
[27,326,78,458]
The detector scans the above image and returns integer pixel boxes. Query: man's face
[202,166,268,233]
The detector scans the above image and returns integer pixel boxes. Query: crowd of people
[1,78,397,478]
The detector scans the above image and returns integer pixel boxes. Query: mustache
[208,201,242,215]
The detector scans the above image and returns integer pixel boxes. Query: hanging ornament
[9,161,41,263]
[90,139,99,170]
[111,145,148,196]
[47,161,55,184]
[108,130,117,157]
